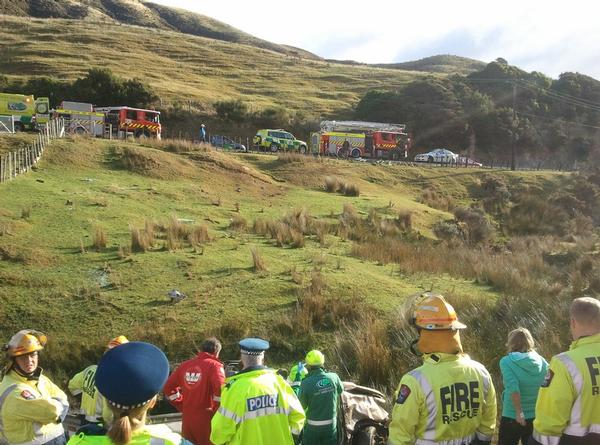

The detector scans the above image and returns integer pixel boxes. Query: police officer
[298,350,344,445]
[66,341,190,445]
[388,293,497,445]
[68,335,129,425]
[530,297,600,445]
[288,360,307,395]
[210,337,306,445]
[0,330,69,445]
[163,337,226,445]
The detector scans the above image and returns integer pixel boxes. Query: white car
[415,148,459,164]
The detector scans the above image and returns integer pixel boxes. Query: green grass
[0,15,427,116]
[0,136,576,389]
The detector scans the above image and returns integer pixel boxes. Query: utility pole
[511,83,517,171]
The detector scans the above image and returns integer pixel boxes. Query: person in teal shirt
[298,350,344,445]
[498,327,549,445]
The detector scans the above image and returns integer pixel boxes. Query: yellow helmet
[4,330,47,358]
[413,293,466,331]
[305,349,325,366]
[107,335,129,350]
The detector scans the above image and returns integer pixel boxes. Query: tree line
[355,59,600,166]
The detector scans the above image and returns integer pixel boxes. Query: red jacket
[163,352,225,445]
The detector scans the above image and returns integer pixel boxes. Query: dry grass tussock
[251,247,267,272]
[277,152,322,164]
[420,187,455,211]
[323,176,360,196]
[130,225,153,253]
[229,215,248,232]
[0,245,56,267]
[252,208,317,248]
[92,226,108,251]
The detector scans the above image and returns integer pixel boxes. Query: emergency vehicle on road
[312,121,410,159]
[94,106,161,139]
[0,93,49,131]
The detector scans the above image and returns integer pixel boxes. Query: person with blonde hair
[498,327,548,445]
[67,341,190,445]
[531,297,600,445]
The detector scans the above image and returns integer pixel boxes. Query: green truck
[253,129,308,153]
[0,93,50,131]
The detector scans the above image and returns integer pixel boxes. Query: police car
[415,148,459,164]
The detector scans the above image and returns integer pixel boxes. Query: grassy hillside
[375,54,486,75]
[0,135,580,389]
[0,15,422,116]
[0,0,319,59]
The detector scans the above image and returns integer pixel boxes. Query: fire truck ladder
[320,120,406,133]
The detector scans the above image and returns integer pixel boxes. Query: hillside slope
[0,136,573,381]
[376,54,486,75]
[0,0,319,59]
[0,15,422,115]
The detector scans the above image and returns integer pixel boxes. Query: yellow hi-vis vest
[210,367,306,445]
[68,365,112,423]
[0,369,68,445]
[388,353,497,445]
[532,333,600,445]
[66,424,188,445]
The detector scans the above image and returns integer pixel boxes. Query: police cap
[239,337,270,356]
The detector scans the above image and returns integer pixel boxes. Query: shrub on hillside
[324,176,341,193]
[454,207,494,243]
[420,187,455,211]
[342,182,360,197]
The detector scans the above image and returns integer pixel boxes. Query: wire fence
[0,118,65,183]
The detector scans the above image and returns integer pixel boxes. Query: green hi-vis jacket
[388,353,497,445]
[68,365,112,423]
[0,369,69,445]
[288,362,308,395]
[210,366,305,445]
[298,368,344,445]
[66,424,189,445]
[532,333,600,445]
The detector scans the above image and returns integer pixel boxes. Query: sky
[150,0,600,80]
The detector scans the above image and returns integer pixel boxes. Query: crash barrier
[0,118,65,183]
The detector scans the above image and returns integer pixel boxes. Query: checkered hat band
[106,398,151,410]
[241,349,265,356]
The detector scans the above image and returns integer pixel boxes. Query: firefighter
[288,360,307,395]
[66,341,188,445]
[163,337,226,445]
[530,296,600,445]
[298,349,344,445]
[210,337,306,445]
[388,293,497,445]
[68,335,129,425]
[0,330,69,445]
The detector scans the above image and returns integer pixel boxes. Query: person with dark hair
[498,328,548,445]
[163,337,225,445]
[0,330,69,445]
[66,341,188,445]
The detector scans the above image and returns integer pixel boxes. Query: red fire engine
[312,121,410,159]
[95,106,161,139]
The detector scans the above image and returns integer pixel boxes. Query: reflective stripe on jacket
[0,369,68,445]
[68,365,112,423]
[388,353,497,445]
[65,424,189,445]
[532,333,600,445]
[288,362,307,395]
[298,368,344,445]
[209,366,305,445]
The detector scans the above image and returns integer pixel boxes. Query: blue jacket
[499,351,548,419]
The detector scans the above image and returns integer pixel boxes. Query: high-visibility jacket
[388,353,497,445]
[68,365,112,423]
[288,362,307,395]
[298,367,344,445]
[65,424,190,445]
[163,352,225,445]
[0,369,69,445]
[531,333,600,445]
[209,366,306,445]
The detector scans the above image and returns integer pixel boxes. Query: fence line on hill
[0,118,65,183]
